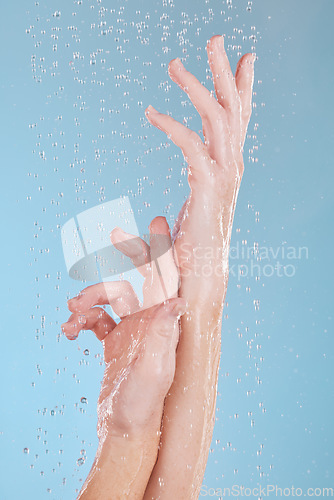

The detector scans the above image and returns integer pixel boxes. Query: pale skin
[62,217,186,500]
[63,34,255,499]
[143,34,255,499]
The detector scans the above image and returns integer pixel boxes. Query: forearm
[67,278,187,500]
[145,265,229,497]
[144,318,222,499]
[143,32,253,498]
[144,188,236,498]
[78,429,161,500]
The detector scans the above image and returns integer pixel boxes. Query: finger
[235,52,255,147]
[206,35,240,114]
[67,281,141,318]
[148,217,179,302]
[167,57,223,126]
[61,307,116,342]
[168,56,231,163]
[110,227,151,278]
[145,105,209,177]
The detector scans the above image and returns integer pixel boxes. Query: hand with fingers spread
[62,217,186,500]
[142,36,255,499]
[146,34,254,249]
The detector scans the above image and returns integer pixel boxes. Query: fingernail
[174,57,184,69]
[68,295,79,305]
[110,227,127,243]
[146,105,158,116]
[149,216,169,235]
[251,53,256,63]
[111,226,125,235]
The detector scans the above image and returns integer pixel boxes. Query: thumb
[149,297,187,343]
[130,298,187,396]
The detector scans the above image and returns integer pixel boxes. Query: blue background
[1,0,333,498]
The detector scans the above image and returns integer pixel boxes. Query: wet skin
[63,34,255,500]
[62,217,186,500]
[143,34,255,500]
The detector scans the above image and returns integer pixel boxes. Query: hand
[145,35,255,267]
[142,35,255,499]
[62,216,184,437]
[62,217,186,499]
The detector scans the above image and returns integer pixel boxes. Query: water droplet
[78,315,86,325]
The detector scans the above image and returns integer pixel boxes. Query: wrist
[101,431,158,459]
[189,159,243,206]
[97,399,164,445]
[79,426,160,500]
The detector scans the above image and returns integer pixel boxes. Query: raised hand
[143,36,255,499]
[146,35,255,250]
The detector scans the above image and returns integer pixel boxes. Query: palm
[96,306,163,435]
